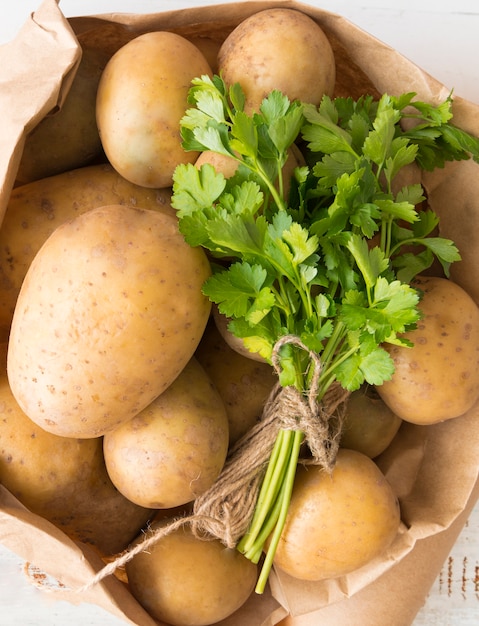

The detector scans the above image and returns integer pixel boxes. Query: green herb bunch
[171,74,478,592]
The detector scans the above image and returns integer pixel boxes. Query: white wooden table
[0,1,478,625]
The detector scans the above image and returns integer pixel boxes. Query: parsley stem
[253,429,304,594]
[320,344,360,388]
[276,159,285,201]
[389,237,426,258]
[242,488,283,563]
[381,215,394,258]
[318,321,347,378]
[237,429,292,556]
[255,160,287,211]
[274,264,312,323]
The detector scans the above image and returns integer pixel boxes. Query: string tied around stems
[269,334,349,471]
[73,335,350,593]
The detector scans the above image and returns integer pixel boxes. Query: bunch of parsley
[171,74,479,592]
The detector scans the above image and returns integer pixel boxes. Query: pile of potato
[1,8,479,626]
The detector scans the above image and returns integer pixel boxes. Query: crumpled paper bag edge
[0,0,81,222]
[1,1,479,626]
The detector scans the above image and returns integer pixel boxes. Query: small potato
[195,320,276,445]
[126,522,258,626]
[103,357,229,509]
[376,275,479,424]
[0,364,152,555]
[16,47,109,185]
[340,386,402,458]
[195,150,240,179]
[213,305,267,363]
[0,163,174,342]
[218,8,335,114]
[272,449,400,581]
[96,31,213,188]
[7,205,211,438]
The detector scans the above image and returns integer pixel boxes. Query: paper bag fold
[0,0,80,220]
[0,2,478,625]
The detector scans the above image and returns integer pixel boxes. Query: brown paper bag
[1,1,478,625]
[0,0,80,220]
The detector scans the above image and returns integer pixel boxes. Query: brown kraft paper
[0,1,478,625]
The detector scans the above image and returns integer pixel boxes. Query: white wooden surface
[0,1,478,625]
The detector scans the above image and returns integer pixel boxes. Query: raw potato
[0,355,152,555]
[15,47,109,185]
[218,8,335,114]
[376,275,479,424]
[213,305,267,363]
[340,386,402,458]
[125,522,258,626]
[96,31,213,188]
[194,150,240,179]
[103,357,229,509]
[7,204,211,438]
[272,449,400,581]
[0,163,174,342]
[195,320,277,445]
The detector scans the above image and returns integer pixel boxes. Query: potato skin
[195,320,276,446]
[218,8,335,114]
[213,305,267,363]
[376,276,479,424]
[272,449,400,581]
[96,31,212,188]
[7,204,211,438]
[0,363,152,555]
[340,386,402,458]
[0,163,174,342]
[16,47,109,185]
[126,523,258,626]
[103,357,229,509]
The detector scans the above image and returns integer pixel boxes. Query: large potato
[96,31,213,188]
[376,275,479,424]
[103,356,229,509]
[218,8,336,114]
[7,204,211,438]
[0,351,152,555]
[126,522,258,626]
[15,47,109,185]
[272,449,400,581]
[0,163,174,341]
